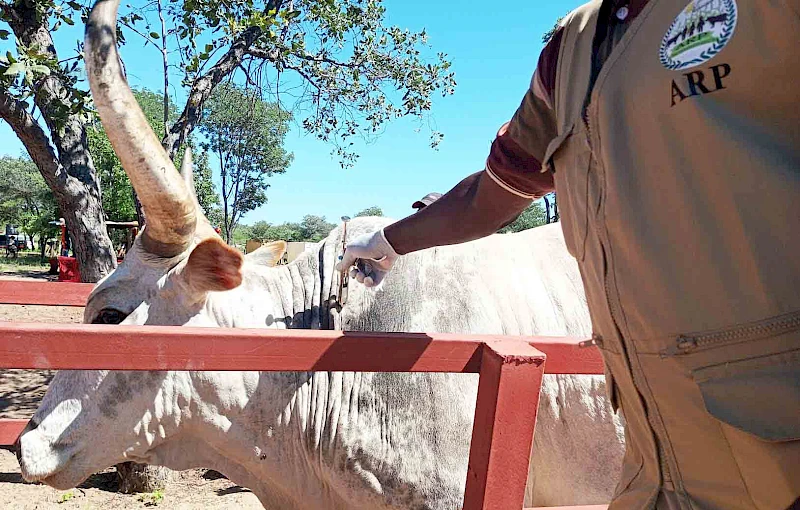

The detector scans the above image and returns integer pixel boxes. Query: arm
[384,170,532,255]
[340,28,563,286]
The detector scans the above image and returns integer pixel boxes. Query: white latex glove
[335,228,399,287]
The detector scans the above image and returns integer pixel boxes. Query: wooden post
[464,340,546,510]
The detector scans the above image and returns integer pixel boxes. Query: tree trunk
[0,94,116,282]
[552,193,559,222]
[116,462,174,494]
[543,195,552,224]
[1,3,116,283]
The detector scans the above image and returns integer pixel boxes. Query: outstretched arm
[384,169,532,255]
[339,27,564,286]
[338,125,555,287]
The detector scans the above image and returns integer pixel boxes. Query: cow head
[16,0,286,488]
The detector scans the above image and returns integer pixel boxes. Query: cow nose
[14,417,39,463]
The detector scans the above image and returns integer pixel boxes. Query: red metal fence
[0,280,607,510]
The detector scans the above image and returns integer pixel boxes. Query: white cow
[16,1,625,508]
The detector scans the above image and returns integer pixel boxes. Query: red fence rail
[0,280,607,510]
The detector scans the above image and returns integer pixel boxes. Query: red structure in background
[56,256,81,282]
[52,221,139,282]
[0,280,607,510]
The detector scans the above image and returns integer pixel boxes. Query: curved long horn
[179,147,199,203]
[85,0,196,257]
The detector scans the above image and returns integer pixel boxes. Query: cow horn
[179,147,199,203]
[85,0,196,257]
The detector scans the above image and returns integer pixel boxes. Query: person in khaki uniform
[339,0,800,508]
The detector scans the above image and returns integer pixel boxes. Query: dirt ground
[0,275,263,509]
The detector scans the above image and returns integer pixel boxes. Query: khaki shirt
[489,1,800,508]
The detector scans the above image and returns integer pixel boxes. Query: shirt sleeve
[485,27,562,199]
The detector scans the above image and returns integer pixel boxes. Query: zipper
[586,99,677,484]
[661,310,800,357]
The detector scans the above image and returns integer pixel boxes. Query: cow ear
[245,241,287,267]
[183,238,244,292]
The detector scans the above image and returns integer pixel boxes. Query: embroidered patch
[660,0,738,71]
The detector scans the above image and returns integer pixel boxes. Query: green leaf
[31,64,51,76]
[0,30,9,40]
[4,62,25,76]
[150,32,160,39]
[63,17,75,26]
[67,1,82,10]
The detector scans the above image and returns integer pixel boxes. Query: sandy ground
[0,275,263,509]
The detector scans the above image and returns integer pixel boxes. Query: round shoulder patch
[660,0,738,71]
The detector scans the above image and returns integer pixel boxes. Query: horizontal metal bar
[0,323,604,374]
[0,280,93,307]
[0,419,28,446]
[526,506,609,509]
[0,322,486,372]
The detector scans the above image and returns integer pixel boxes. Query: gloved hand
[335,228,399,287]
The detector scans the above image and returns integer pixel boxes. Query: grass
[57,490,75,504]
[138,489,165,507]
[0,251,50,274]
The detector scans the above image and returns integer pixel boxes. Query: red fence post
[463,340,546,510]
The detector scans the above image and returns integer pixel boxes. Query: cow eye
[92,308,127,325]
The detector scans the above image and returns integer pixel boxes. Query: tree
[87,88,221,224]
[1,0,454,278]
[265,222,303,242]
[0,0,116,281]
[201,83,292,243]
[498,202,547,233]
[299,214,335,242]
[249,220,271,240]
[0,156,58,251]
[355,206,383,217]
[543,193,559,224]
[228,223,253,250]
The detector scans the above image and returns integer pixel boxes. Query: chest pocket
[544,121,600,262]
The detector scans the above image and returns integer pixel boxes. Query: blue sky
[0,0,581,224]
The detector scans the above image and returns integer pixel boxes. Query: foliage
[240,214,335,243]
[354,205,383,217]
[138,489,165,507]
[0,156,59,245]
[298,214,335,242]
[0,1,93,132]
[87,89,221,223]
[57,491,75,504]
[498,202,547,233]
[226,223,253,249]
[201,83,292,243]
[249,220,271,239]
[263,222,303,242]
[0,0,455,284]
[192,150,223,227]
[542,17,564,44]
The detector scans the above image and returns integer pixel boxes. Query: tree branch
[247,47,357,69]
[162,25,262,158]
[0,91,72,201]
[157,0,169,138]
